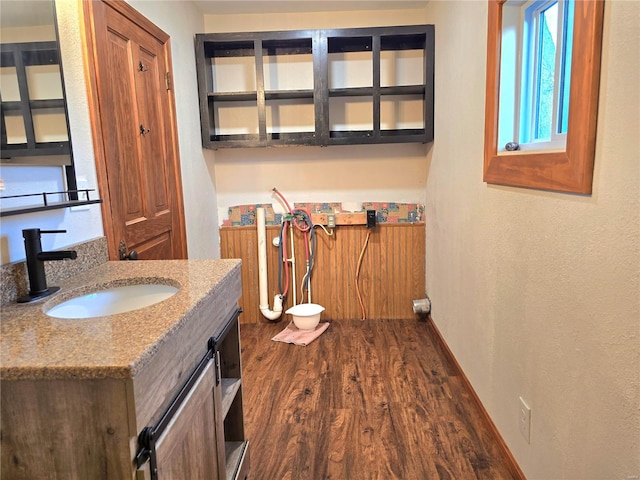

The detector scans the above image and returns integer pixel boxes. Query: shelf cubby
[212,311,249,479]
[195,25,434,148]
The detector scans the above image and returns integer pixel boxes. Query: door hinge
[165,71,172,90]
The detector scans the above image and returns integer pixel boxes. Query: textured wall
[424,1,639,479]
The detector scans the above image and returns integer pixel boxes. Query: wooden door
[83,0,187,260]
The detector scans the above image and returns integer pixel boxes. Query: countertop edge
[0,259,243,381]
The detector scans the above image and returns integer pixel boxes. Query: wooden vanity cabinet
[135,308,249,480]
[0,308,248,480]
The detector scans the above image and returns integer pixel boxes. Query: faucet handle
[22,228,66,240]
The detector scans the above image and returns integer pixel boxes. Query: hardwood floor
[240,319,520,480]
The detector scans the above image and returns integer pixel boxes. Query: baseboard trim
[426,316,527,480]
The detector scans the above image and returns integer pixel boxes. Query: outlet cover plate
[519,396,531,443]
[366,210,376,228]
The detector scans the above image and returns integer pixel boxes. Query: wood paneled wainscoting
[220,223,425,323]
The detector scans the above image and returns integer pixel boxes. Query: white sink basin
[46,284,179,319]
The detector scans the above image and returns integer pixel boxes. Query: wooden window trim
[483,0,605,194]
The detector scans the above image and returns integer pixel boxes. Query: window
[484,0,605,194]
[500,0,575,152]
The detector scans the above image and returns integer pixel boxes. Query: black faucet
[17,229,77,303]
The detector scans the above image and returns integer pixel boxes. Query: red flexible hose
[272,187,293,214]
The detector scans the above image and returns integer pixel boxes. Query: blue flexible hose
[292,209,316,293]
[278,221,285,295]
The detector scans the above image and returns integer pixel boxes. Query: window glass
[499,0,573,151]
[534,2,558,141]
[558,0,574,134]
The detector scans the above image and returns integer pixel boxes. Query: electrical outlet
[327,213,336,228]
[519,396,531,443]
[366,210,376,228]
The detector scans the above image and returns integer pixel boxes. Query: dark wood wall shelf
[0,189,102,217]
[195,25,434,149]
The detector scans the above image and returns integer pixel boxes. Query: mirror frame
[483,0,605,194]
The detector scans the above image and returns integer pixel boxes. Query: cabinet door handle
[140,124,151,136]
[215,350,221,386]
[135,355,215,475]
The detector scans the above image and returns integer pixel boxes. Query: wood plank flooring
[239,319,519,480]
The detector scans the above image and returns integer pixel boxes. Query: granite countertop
[0,259,241,381]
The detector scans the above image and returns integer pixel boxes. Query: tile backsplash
[222,202,424,226]
[0,236,109,306]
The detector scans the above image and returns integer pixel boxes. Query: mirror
[484,0,605,194]
[0,0,78,199]
[0,0,73,165]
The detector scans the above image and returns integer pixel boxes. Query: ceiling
[193,0,429,15]
[0,1,429,27]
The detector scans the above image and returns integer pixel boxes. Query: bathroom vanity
[0,259,248,480]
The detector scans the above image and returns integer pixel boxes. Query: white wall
[0,0,103,265]
[215,144,429,215]
[127,0,220,259]
[424,1,639,479]
[204,9,431,219]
